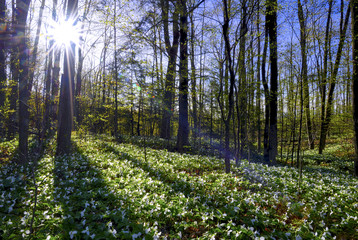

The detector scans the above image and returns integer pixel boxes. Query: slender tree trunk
[256,4,261,153]
[56,0,78,155]
[319,2,350,153]
[16,0,31,163]
[8,0,17,140]
[0,0,6,137]
[297,0,314,149]
[267,0,278,164]
[75,0,91,127]
[160,0,179,140]
[262,21,269,163]
[177,0,190,152]
[318,0,333,154]
[238,2,248,160]
[220,0,236,173]
[352,0,358,176]
[189,9,198,144]
[113,0,119,138]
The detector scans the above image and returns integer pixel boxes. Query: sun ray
[46,16,81,50]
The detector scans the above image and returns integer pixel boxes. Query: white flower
[69,230,77,239]
[25,230,30,234]
[46,236,51,240]
[82,226,90,235]
[132,232,142,240]
[90,234,95,239]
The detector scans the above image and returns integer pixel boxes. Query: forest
[0,0,358,239]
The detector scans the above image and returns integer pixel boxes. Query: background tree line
[0,0,357,176]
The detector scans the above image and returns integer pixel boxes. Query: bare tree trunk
[113,0,119,138]
[0,0,6,137]
[177,0,190,152]
[256,4,261,153]
[262,21,269,163]
[8,0,18,140]
[160,0,179,140]
[318,0,333,154]
[236,1,248,161]
[267,0,278,164]
[319,2,350,153]
[56,0,78,155]
[297,0,314,149]
[189,8,198,144]
[352,0,358,177]
[16,0,31,164]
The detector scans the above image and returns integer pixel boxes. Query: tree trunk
[0,0,5,137]
[238,2,248,160]
[8,0,18,140]
[318,0,333,154]
[113,0,119,138]
[189,8,198,144]
[319,2,350,153]
[160,0,179,140]
[352,0,358,177]
[177,0,190,153]
[56,0,78,155]
[16,0,31,164]
[266,0,278,164]
[262,20,269,163]
[297,0,314,149]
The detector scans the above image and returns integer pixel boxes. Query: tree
[219,0,236,173]
[177,0,190,152]
[160,0,180,140]
[57,0,78,155]
[266,0,278,164]
[16,0,31,163]
[352,0,358,176]
[319,1,350,154]
[297,0,314,149]
[0,0,5,137]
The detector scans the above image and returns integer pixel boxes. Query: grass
[0,134,357,239]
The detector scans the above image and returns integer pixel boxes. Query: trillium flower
[82,226,90,235]
[69,231,77,239]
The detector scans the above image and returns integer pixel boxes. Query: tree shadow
[98,141,280,238]
[0,138,47,238]
[53,142,145,239]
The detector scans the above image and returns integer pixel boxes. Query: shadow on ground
[53,142,145,239]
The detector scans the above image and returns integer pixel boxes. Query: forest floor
[0,134,357,239]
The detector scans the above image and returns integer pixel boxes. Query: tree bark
[160,0,179,140]
[16,0,31,164]
[177,0,190,152]
[297,0,314,149]
[319,2,350,153]
[0,0,5,136]
[266,0,278,164]
[56,0,78,155]
[189,8,198,144]
[352,0,358,177]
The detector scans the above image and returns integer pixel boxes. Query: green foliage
[0,134,357,239]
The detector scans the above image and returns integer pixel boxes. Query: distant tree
[319,0,350,154]
[57,0,78,155]
[0,0,6,137]
[352,0,358,177]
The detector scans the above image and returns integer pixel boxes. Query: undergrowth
[0,134,357,239]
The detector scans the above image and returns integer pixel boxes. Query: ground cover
[0,134,357,239]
